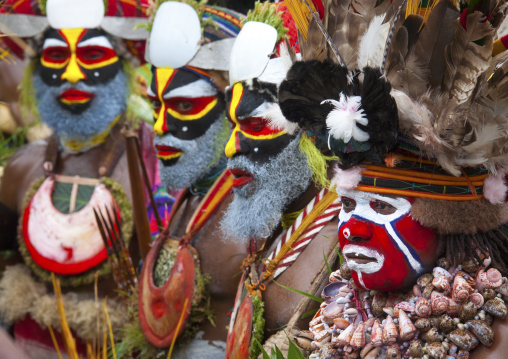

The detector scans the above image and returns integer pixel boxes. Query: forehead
[150,66,210,95]
[43,28,107,44]
[339,189,411,211]
[227,79,278,121]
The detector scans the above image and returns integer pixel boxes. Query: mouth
[344,252,378,265]
[58,89,95,106]
[155,145,183,160]
[229,168,254,188]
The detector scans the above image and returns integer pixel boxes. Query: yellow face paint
[60,29,86,84]
[225,81,287,158]
[153,67,176,136]
[40,28,119,85]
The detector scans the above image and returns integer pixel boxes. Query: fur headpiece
[276,0,508,200]
[273,0,508,235]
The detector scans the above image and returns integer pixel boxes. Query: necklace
[307,255,508,359]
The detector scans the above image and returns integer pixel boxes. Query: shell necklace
[307,256,508,359]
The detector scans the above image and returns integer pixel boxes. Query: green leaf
[323,243,332,275]
[273,280,323,303]
[286,332,306,359]
[255,339,270,359]
[274,345,285,359]
[300,308,319,320]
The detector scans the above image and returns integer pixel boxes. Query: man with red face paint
[0,1,157,358]
[223,2,341,358]
[120,2,248,358]
[277,2,508,358]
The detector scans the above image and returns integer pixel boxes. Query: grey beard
[33,70,127,143]
[156,116,230,190]
[221,134,313,243]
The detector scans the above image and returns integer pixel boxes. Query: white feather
[259,102,300,135]
[322,93,369,143]
[357,15,391,70]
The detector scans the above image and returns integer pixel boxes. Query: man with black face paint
[0,1,156,357]
[126,2,248,358]
[223,2,342,358]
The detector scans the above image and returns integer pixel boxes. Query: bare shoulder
[0,140,47,213]
[471,319,508,359]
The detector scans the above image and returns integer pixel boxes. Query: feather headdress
[277,0,508,203]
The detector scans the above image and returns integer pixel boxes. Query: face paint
[337,190,439,291]
[148,66,225,166]
[38,28,122,114]
[224,79,295,188]
[149,66,229,190]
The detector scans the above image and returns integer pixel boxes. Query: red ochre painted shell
[138,237,196,348]
[225,291,254,359]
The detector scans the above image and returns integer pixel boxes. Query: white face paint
[163,79,217,99]
[342,244,385,274]
[338,189,424,277]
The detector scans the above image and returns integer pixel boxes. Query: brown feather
[442,12,494,104]
[413,0,460,88]
[402,15,424,50]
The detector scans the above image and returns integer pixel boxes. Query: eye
[247,118,265,132]
[370,200,397,215]
[83,49,106,61]
[43,47,69,61]
[176,101,193,112]
[341,197,356,213]
[151,99,162,111]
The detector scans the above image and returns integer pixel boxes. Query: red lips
[155,144,182,157]
[58,89,95,104]
[229,168,254,188]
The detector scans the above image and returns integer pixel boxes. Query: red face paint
[338,191,439,291]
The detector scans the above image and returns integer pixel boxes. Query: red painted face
[337,190,439,291]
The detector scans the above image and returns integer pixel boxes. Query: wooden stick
[121,126,152,260]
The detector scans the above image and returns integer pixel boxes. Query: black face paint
[150,66,225,141]
[38,28,122,87]
[225,79,296,165]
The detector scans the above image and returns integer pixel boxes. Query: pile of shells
[300,257,508,359]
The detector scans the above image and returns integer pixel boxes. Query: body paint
[338,190,439,291]
[225,80,293,165]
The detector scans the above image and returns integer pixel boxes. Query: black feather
[278,61,399,169]
[279,60,356,135]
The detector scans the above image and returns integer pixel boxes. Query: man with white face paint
[128,2,248,358]
[277,3,508,356]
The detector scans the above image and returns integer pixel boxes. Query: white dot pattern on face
[182,126,188,132]
[94,72,99,77]
[52,74,57,79]
[254,147,259,152]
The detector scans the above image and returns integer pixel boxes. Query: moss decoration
[19,59,40,122]
[299,133,338,189]
[123,60,141,129]
[249,293,266,359]
[244,1,288,42]
[137,0,214,33]
[17,176,133,288]
[116,263,214,358]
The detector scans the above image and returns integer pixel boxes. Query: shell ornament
[305,255,507,359]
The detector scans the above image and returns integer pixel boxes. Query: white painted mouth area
[342,244,385,274]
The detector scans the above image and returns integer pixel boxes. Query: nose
[154,106,167,135]
[340,217,373,243]
[225,129,241,158]
[61,53,86,84]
